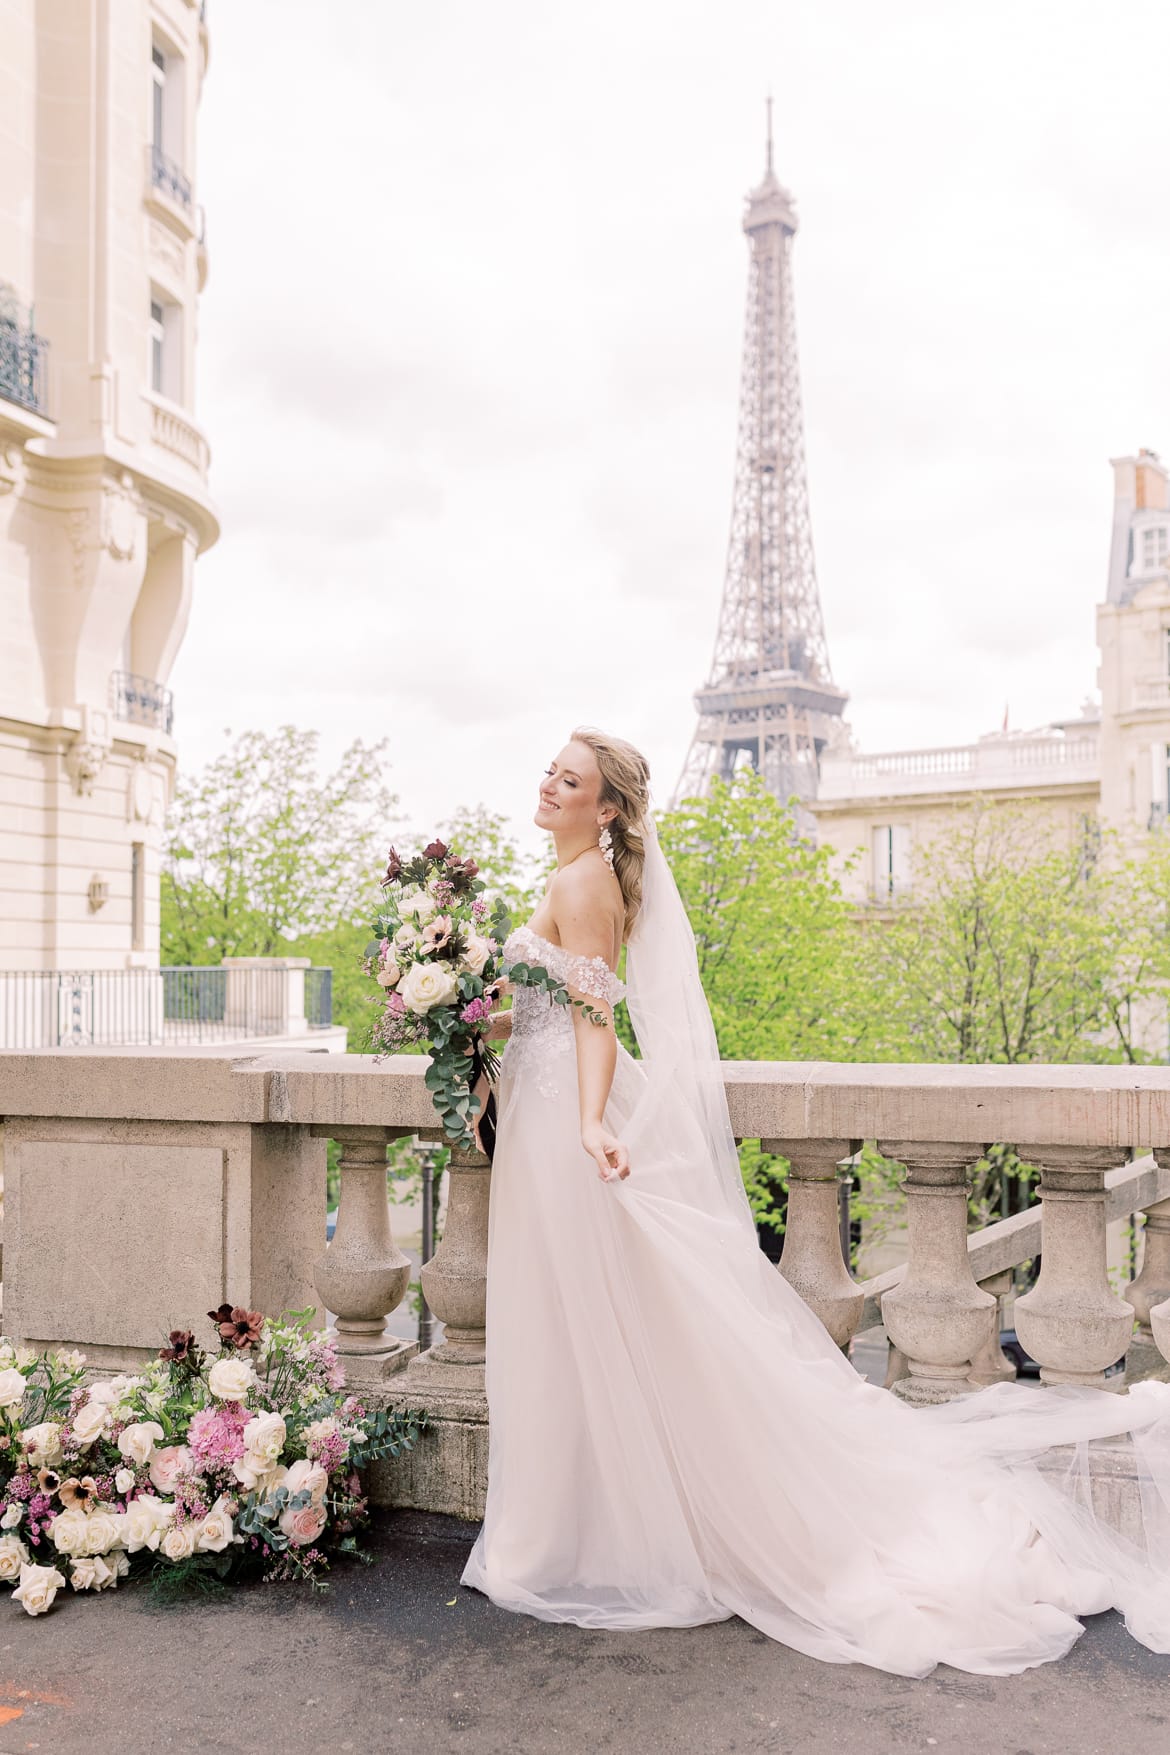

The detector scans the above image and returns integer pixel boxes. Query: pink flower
[386,992,406,1017]
[460,997,493,1026]
[149,1444,193,1495]
[280,1499,328,1547]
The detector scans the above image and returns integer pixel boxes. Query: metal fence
[110,670,174,735]
[0,307,49,417]
[0,966,334,1049]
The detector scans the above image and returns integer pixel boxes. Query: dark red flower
[209,1305,264,1350]
[160,1329,201,1367]
[423,838,449,860]
[382,848,403,885]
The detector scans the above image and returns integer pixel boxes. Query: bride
[459,726,1170,1677]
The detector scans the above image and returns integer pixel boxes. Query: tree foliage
[161,727,399,964]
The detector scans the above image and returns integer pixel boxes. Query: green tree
[871,799,1138,1064]
[161,726,399,964]
[660,771,874,1060]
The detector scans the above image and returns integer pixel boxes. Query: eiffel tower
[675,105,847,816]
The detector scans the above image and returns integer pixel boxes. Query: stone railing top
[5,1052,1170,1148]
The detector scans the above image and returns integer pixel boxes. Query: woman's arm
[553,868,629,1182]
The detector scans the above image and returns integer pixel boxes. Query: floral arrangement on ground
[0,1305,428,1616]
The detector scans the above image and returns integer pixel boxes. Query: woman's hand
[581,1121,630,1182]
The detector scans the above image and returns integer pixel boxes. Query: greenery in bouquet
[363,838,607,1149]
[0,1307,428,1616]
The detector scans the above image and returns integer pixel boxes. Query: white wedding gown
[460,918,1170,1677]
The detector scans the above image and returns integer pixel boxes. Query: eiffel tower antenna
[674,108,847,820]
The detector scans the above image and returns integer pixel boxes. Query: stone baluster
[878,1141,995,1405]
[310,1125,414,1380]
[1130,1152,1170,1371]
[381,1138,493,1521]
[967,1269,1017,1387]
[767,1138,863,1348]
[1013,1145,1133,1390]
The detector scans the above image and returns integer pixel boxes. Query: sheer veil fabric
[459,817,1170,1677]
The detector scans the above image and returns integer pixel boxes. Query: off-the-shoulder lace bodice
[503,925,625,1098]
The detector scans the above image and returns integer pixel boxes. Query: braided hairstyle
[571,725,652,939]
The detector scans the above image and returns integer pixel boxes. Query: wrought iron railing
[0,965,334,1049]
[0,301,50,417]
[150,144,192,210]
[110,670,174,735]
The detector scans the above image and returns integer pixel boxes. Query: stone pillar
[375,1140,492,1521]
[1131,1159,1170,1372]
[766,1137,863,1348]
[877,1141,995,1405]
[1013,1146,1133,1390]
[968,1269,1017,1387]
[310,1126,414,1381]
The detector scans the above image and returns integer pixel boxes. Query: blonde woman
[460,728,1170,1677]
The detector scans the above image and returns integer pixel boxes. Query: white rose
[83,1510,122,1558]
[48,1509,89,1557]
[284,1457,329,1506]
[0,1535,29,1582]
[0,1369,26,1410]
[160,1523,198,1563]
[87,1374,133,1407]
[398,889,435,924]
[20,1422,62,1468]
[393,922,420,952]
[69,1554,109,1592]
[242,1411,286,1467]
[196,1499,237,1554]
[399,960,459,1015]
[208,1358,254,1402]
[122,1495,173,1554]
[376,960,401,988]
[460,935,491,977]
[70,1397,112,1449]
[114,1468,136,1496]
[12,1561,65,1617]
[0,1505,23,1531]
[117,1421,165,1467]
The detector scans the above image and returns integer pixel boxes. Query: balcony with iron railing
[110,669,175,736]
[149,142,193,211]
[0,292,50,421]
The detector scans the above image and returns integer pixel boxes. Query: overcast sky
[170,0,1170,852]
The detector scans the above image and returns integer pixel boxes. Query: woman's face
[535,740,614,837]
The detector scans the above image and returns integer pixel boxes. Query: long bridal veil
[602,814,1170,1672]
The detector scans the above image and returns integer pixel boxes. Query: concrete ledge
[5,1051,1170,1147]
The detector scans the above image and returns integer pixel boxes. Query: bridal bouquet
[0,1307,427,1617]
[363,838,606,1151]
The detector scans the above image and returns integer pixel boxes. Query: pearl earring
[598,825,616,872]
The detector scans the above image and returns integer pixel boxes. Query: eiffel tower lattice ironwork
[675,107,847,814]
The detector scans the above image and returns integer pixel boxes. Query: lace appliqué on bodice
[504,925,625,1099]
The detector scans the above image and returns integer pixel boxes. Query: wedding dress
[459,823,1170,1677]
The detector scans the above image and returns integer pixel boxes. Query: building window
[1143,526,1169,573]
[131,843,145,951]
[872,824,912,901]
[151,45,165,150]
[148,294,180,399]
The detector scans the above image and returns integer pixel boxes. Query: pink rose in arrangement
[280,1498,328,1548]
[149,1444,193,1496]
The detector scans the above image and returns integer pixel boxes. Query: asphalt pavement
[0,1510,1164,1755]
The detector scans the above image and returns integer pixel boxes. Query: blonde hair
[571,726,651,938]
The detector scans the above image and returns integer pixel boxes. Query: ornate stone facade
[0,0,217,973]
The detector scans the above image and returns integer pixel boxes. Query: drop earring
[598,825,616,872]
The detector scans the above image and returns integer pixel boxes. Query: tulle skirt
[460,1043,1170,1677]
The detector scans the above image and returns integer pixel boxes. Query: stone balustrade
[4,1053,1170,1520]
